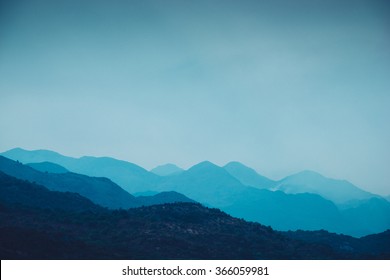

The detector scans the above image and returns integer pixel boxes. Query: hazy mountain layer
[223,161,275,189]
[272,170,376,204]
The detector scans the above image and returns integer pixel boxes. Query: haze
[0,0,389,195]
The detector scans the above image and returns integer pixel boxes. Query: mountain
[2,172,389,259]
[0,173,364,260]
[272,170,376,204]
[153,161,357,235]
[281,229,390,259]
[0,155,138,209]
[223,161,274,188]
[2,149,389,237]
[135,191,195,206]
[27,161,69,173]
[0,156,194,209]
[1,148,69,165]
[222,188,343,233]
[340,197,390,236]
[0,171,101,212]
[155,161,250,207]
[1,148,159,193]
[150,163,183,176]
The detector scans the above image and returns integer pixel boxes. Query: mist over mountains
[1,148,390,239]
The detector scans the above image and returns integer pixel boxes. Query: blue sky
[0,0,389,195]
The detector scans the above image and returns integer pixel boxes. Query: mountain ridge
[2,148,389,237]
[2,172,389,260]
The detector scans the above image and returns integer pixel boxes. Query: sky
[0,0,389,195]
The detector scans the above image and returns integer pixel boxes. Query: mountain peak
[223,161,274,189]
[150,163,183,176]
[189,161,220,171]
[292,170,325,179]
[276,170,375,204]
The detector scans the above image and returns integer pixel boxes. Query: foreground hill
[0,172,365,259]
[281,229,390,259]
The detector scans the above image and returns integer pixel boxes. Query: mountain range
[0,156,193,209]
[1,171,389,259]
[1,148,389,237]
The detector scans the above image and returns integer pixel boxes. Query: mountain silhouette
[282,229,390,259]
[0,156,194,209]
[151,163,183,176]
[224,161,275,188]
[0,155,138,208]
[1,171,382,260]
[2,148,389,237]
[135,191,195,206]
[0,171,101,212]
[340,197,390,236]
[27,161,69,174]
[156,161,249,207]
[222,188,343,233]
[1,148,159,193]
[272,170,376,204]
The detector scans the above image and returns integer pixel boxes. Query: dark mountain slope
[1,172,388,260]
[27,161,69,173]
[0,156,194,209]
[281,229,390,259]
[1,148,159,193]
[0,171,101,212]
[135,191,195,206]
[0,155,138,209]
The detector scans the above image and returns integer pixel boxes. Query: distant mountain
[154,161,355,234]
[1,148,159,193]
[272,170,376,204]
[340,197,390,237]
[27,161,69,174]
[1,148,69,165]
[223,161,274,189]
[0,156,195,209]
[151,163,183,176]
[222,188,343,233]
[156,161,249,207]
